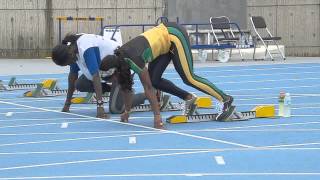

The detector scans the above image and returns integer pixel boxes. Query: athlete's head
[100,48,133,91]
[51,33,81,66]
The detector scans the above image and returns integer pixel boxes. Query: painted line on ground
[0,117,92,122]
[0,131,165,147]
[1,146,320,156]
[0,150,214,171]
[0,100,253,148]
[1,172,320,179]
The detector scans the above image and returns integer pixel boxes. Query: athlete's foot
[154,121,165,129]
[216,105,236,121]
[182,94,197,115]
[222,95,234,112]
[120,111,129,123]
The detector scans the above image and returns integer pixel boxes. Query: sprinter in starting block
[100,22,235,128]
[51,33,124,118]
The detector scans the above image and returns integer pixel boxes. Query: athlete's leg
[76,74,111,93]
[165,22,231,103]
[109,77,147,114]
[148,54,191,100]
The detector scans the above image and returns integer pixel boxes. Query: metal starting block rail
[132,96,213,112]
[167,105,275,124]
[23,83,77,97]
[71,93,109,104]
[0,77,57,91]
[132,101,182,112]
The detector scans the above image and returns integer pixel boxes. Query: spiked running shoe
[216,105,236,122]
[182,94,197,115]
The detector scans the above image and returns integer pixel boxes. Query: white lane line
[1,111,49,115]
[164,64,320,74]
[214,156,226,165]
[1,172,320,179]
[1,99,65,103]
[0,148,211,155]
[0,130,154,136]
[1,64,318,81]
[0,118,118,129]
[226,84,320,92]
[214,77,320,85]
[0,150,214,171]
[0,107,93,110]
[214,121,320,131]
[0,116,166,129]
[1,128,320,137]
[3,143,319,172]
[0,100,253,148]
[166,71,320,79]
[0,132,165,147]
[0,117,92,122]
[2,146,320,156]
[0,128,319,137]
[261,142,320,149]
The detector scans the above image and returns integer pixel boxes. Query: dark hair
[52,44,71,66]
[62,33,82,48]
[114,48,134,91]
[51,33,82,66]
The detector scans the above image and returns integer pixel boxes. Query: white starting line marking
[60,122,69,129]
[129,137,137,144]
[5,112,13,117]
[214,156,226,165]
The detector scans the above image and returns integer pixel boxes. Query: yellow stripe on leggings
[169,34,224,101]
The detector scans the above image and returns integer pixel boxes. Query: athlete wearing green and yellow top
[100,22,234,129]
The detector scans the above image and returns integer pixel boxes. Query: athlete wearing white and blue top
[70,34,120,80]
[51,33,121,118]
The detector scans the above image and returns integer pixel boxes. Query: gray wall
[247,0,320,56]
[0,0,165,58]
[167,0,248,28]
[0,0,319,58]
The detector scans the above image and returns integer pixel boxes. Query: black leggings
[148,53,189,100]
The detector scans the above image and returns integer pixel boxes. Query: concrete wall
[0,0,165,58]
[167,0,248,28]
[0,0,319,58]
[247,0,320,56]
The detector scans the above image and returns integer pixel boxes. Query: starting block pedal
[0,77,57,91]
[71,92,109,104]
[166,105,275,124]
[195,96,213,108]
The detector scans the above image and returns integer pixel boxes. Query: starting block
[23,83,74,97]
[167,105,275,124]
[71,92,109,104]
[0,77,57,91]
